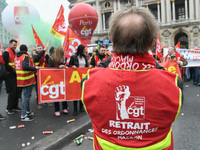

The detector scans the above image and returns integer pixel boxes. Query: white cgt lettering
[127,107,144,117]
[40,81,65,99]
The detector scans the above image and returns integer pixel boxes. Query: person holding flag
[164,46,188,67]
[32,25,52,109]
[33,45,52,109]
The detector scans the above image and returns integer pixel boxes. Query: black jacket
[69,54,89,67]
[16,51,37,72]
[90,53,106,67]
[33,50,49,64]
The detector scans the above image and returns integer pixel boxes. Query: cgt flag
[63,26,88,64]
[31,25,45,48]
[156,34,161,59]
[50,5,67,39]
[175,41,180,49]
[159,61,182,80]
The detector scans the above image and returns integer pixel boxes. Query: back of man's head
[20,44,28,52]
[109,7,159,56]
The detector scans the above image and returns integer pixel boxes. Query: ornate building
[0,0,14,49]
[68,0,200,49]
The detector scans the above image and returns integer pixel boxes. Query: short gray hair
[109,7,159,55]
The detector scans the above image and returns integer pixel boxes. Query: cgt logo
[41,78,65,99]
[127,97,145,119]
[39,69,66,102]
[81,26,91,36]
[115,86,145,120]
[14,6,29,24]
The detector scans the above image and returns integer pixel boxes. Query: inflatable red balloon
[68,3,98,44]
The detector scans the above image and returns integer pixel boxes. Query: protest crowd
[0,39,112,121]
[0,4,199,150]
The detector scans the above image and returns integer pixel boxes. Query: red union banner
[37,68,89,103]
[159,61,182,80]
[14,6,29,24]
[63,26,88,64]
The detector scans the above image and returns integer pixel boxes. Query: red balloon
[68,3,98,44]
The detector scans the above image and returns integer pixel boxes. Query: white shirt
[78,56,86,68]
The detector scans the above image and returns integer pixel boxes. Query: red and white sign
[37,68,89,103]
[63,26,88,64]
[14,6,29,24]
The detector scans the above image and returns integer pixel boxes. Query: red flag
[156,34,161,59]
[31,25,45,48]
[159,61,182,80]
[175,41,180,49]
[63,26,88,63]
[50,5,67,39]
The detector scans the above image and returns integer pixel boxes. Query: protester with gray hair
[81,7,182,149]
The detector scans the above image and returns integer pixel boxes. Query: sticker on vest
[15,60,21,69]
[115,85,145,120]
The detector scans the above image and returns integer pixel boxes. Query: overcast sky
[6,0,70,23]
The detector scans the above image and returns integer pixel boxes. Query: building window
[105,12,111,29]
[175,1,185,20]
[149,4,158,19]
[138,0,145,7]
[105,1,111,8]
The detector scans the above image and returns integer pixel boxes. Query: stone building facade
[0,0,14,49]
[68,0,200,49]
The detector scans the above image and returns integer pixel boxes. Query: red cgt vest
[15,54,36,87]
[4,47,16,70]
[94,54,108,67]
[39,55,48,68]
[34,54,48,68]
[82,54,181,150]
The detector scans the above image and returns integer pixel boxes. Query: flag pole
[45,33,51,48]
